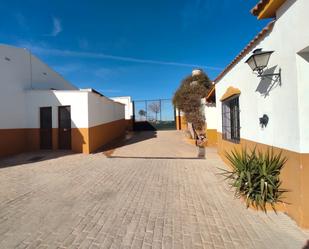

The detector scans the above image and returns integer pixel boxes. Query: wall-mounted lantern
[245,48,281,84]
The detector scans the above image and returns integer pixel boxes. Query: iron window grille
[222,96,240,143]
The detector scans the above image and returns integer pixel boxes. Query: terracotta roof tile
[251,0,271,16]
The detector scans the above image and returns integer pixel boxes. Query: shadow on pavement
[106,156,204,160]
[94,131,157,157]
[0,150,75,169]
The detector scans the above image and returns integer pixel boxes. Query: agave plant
[220,147,288,212]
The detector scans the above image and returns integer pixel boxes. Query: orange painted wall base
[88,119,126,153]
[0,129,28,157]
[217,132,309,228]
[176,115,187,130]
[0,119,126,158]
[206,129,217,146]
[125,119,133,131]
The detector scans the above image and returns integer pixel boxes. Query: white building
[111,96,133,120]
[0,44,126,157]
[215,0,309,228]
[203,87,217,146]
[111,96,134,130]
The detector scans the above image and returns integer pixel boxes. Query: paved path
[0,131,308,249]
[105,130,201,159]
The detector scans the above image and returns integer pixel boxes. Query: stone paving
[0,131,308,249]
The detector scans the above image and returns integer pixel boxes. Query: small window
[222,96,240,143]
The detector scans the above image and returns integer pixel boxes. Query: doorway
[58,106,71,150]
[40,107,52,149]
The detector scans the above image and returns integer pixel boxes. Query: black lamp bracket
[257,68,281,86]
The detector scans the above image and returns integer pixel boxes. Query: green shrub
[221,147,288,212]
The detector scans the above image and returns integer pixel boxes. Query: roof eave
[251,0,286,19]
[205,86,216,103]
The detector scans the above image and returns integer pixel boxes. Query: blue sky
[0,0,269,100]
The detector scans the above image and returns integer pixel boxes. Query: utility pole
[159,99,162,121]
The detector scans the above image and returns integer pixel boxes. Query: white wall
[215,0,309,153]
[25,90,89,128]
[201,98,217,130]
[0,44,77,129]
[30,54,77,91]
[111,96,133,120]
[175,108,185,117]
[296,50,309,153]
[25,90,125,129]
[0,45,29,128]
[88,92,125,127]
[205,104,217,130]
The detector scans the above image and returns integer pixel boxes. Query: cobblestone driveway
[0,131,308,249]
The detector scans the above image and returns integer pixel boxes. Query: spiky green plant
[220,147,288,212]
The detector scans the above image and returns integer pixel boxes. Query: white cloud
[45,17,62,37]
[17,43,222,71]
[52,63,82,74]
[52,63,116,79]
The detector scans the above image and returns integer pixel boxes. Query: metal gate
[133,99,176,131]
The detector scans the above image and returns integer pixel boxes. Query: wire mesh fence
[133,99,176,130]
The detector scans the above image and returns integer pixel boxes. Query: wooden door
[58,106,71,150]
[40,107,52,149]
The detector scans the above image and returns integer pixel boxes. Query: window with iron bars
[222,96,240,143]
